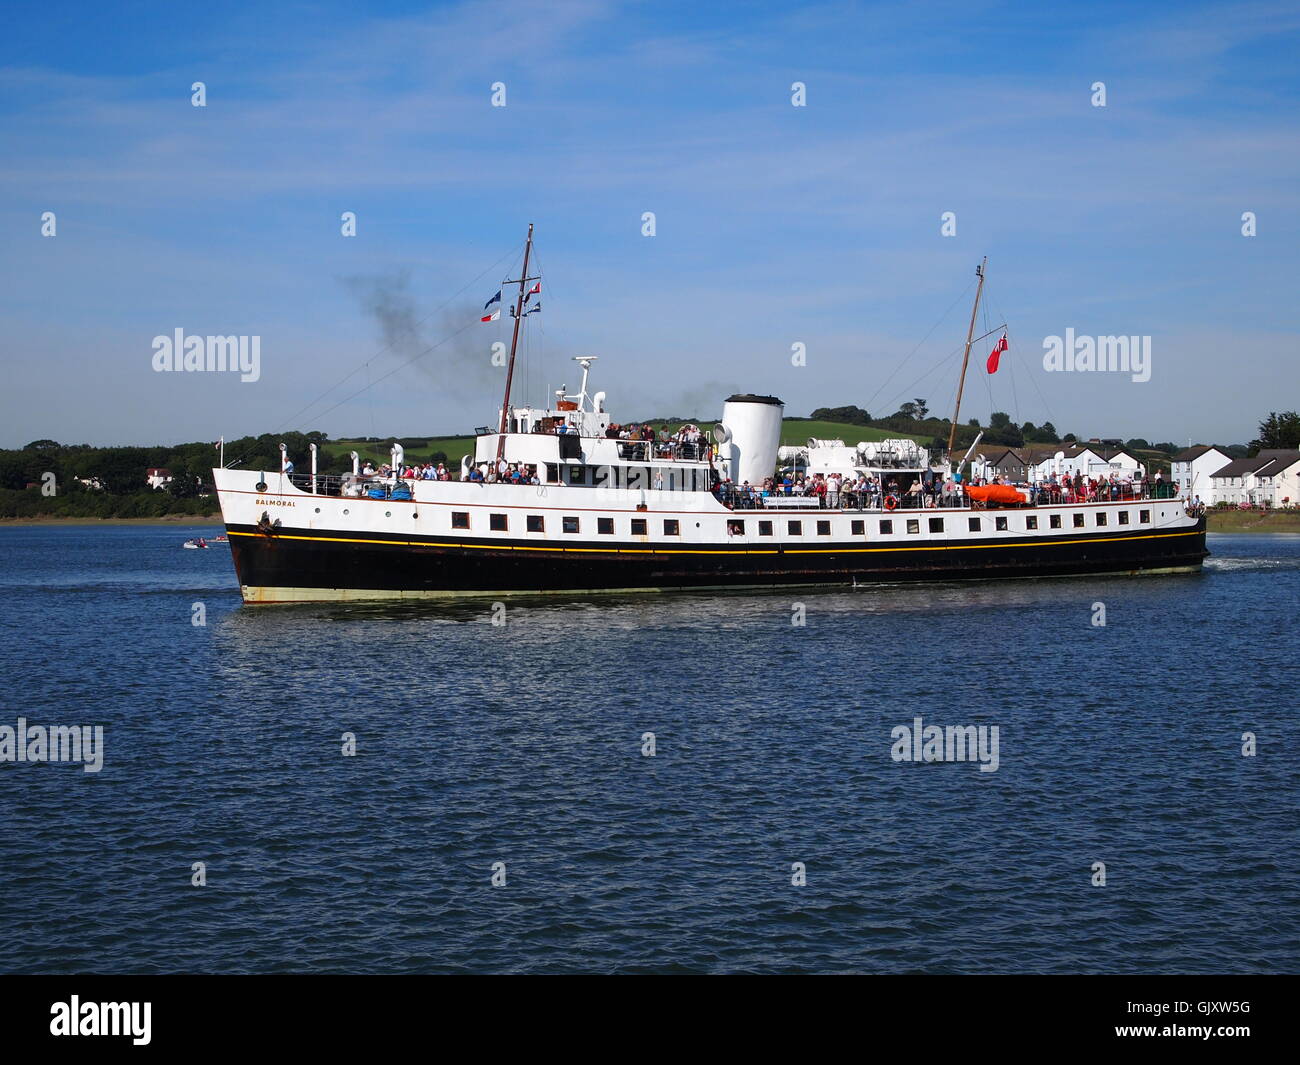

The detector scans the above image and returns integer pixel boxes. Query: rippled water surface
[1,525,1297,973]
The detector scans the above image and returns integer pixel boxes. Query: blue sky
[1,0,1297,448]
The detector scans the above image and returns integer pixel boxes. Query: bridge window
[545,463,559,483]
[597,517,614,534]
[451,512,470,529]
[490,513,507,531]
[569,466,587,485]
[526,515,544,533]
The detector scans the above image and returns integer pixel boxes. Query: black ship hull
[226,518,1209,601]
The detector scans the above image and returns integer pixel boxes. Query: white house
[145,467,173,489]
[1208,450,1300,507]
[1028,446,1145,482]
[1172,446,1232,503]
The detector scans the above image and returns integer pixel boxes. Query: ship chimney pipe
[350,451,360,476]
[309,442,318,495]
[279,442,288,475]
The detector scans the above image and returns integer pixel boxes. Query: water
[1,524,1296,974]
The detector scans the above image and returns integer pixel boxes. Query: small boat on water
[183,538,209,550]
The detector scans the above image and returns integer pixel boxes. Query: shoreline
[0,515,224,526]
[1206,511,1300,534]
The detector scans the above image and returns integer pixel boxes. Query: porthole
[343,508,349,515]
[314,507,320,513]
[413,512,418,519]
[385,511,391,517]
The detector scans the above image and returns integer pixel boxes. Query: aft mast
[946,256,988,459]
[497,223,540,461]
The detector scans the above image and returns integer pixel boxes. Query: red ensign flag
[987,333,1008,374]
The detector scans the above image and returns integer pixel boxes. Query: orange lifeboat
[966,484,1027,506]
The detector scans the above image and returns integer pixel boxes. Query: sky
[1,0,1297,449]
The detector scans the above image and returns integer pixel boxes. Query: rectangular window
[788,520,802,535]
[1118,511,1130,525]
[631,518,647,535]
[1026,515,1038,530]
[489,513,508,532]
[728,519,745,535]
[929,517,944,533]
[968,517,981,532]
[1140,509,1150,523]
[817,520,831,535]
[1050,514,1062,529]
[597,517,614,535]
[545,463,559,483]
[664,519,680,535]
[907,519,920,534]
[562,515,580,534]
[1096,511,1108,526]
[569,466,587,485]
[880,520,893,534]
[851,520,865,536]
[1073,513,1086,528]
[759,520,774,536]
[451,512,470,529]
[995,516,1008,531]
[526,515,544,533]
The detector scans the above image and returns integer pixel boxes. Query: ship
[213,228,1208,602]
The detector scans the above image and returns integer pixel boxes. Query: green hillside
[324,419,931,467]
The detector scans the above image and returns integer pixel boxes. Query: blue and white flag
[483,290,502,310]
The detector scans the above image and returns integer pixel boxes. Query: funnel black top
[725,394,783,406]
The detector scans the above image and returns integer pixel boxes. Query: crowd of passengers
[717,469,1178,509]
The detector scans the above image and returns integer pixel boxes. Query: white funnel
[719,394,783,486]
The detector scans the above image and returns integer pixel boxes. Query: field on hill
[324,419,931,467]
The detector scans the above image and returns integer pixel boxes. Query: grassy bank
[1206,509,1300,533]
